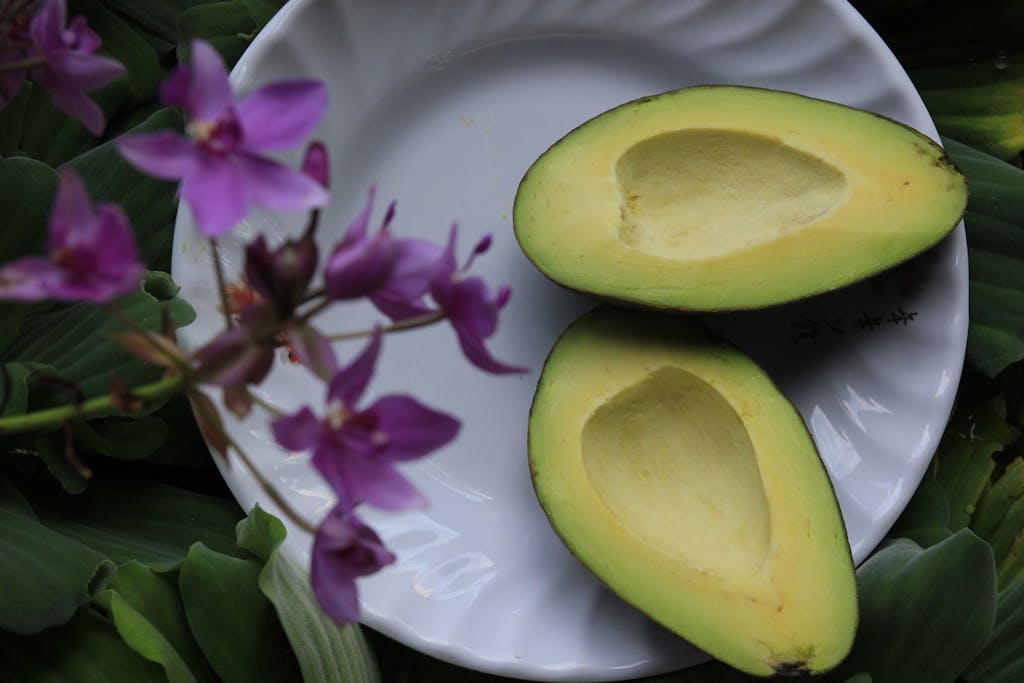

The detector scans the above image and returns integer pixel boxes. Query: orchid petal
[302,141,329,188]
[370,236,445,320]
[29,0,65,52]
[288,324,338,381]
[341,454,426,510]
[180,155,249,236]
[324,230,399,300]
[370,395,460,461]
[44,50,123,89]
[186,39,233,122]
[237,80,327,152]
[0,258,62,302]
[159,65,190,108]
[45,82,105,135]
[116,131,198,180]
[343,186,376,242]
[272,406,322,453]
[327,329,381,407]
[235,154,328,213]
[452,321,528,374]
[49,168,94,249]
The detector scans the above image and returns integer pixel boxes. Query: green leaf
[0,474,115,634]
[4,277,194,409]
[964,577,1024,683]
[1,362,54,417]
[68,109,184,272]
[33,429,90,494]
[830,531,997,683]
[177,2,259,68]
[237,506,381,683]
[972,458,1024,579]
[32,475,242,569]
[74,416,168,461]
[0,607,166,682]
[0,155,57,262]
[101,0,221,47]
[943,138,1024,377]
[102,561,218,683]
[240,0,285,27]
[11,86,101,166]
[887,476,953,547]
[0,84,32,156]
[179,543,301,683]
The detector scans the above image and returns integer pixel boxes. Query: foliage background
[1,0,1023,681]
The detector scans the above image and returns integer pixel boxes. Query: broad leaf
[68,109,184,272]
[241,0,285,27]
[0,362,54,417]
[0,84,31,156]
[100,561,218,683]
[943,138,1024,377]
[236,506,381,683]
[972,459,1024,571]
[74,416,168,461]
[829,531,997,683]
[0,155,57,261]
[0,607,166,682]
[0,475,115,634]
[33,429,90,494]
[32,475,242,569]
[177,2,258,68]
[179,543,301,683]
[964,577,1024,683]
[887,476,953,547]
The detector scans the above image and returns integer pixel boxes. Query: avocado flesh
[514,86,968,311]
[529,307,858,676]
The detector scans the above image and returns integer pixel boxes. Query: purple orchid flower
[323,187,401,300]
[116,39,328,236]
[272,329,460,511]
[430,227,525,375]
[0,168,142,304]
[312,504,395,624]
[245,232,318,319]
[24,0,124,135]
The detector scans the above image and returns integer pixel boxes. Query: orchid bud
[302,141,330,189]
[244,233,319,318]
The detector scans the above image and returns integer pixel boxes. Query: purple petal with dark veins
[271,406,322,453]
[326,329,381,407]
[116,131,198,180]
[370,395,460,461]
[237,80,328,152]
[235,154,328,213]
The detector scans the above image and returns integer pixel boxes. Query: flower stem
[0,56,44,73]
[328,311,445,342]
[209,238,235,330]
[226,435,316,534]
[0,374,185,435]
[246,387,284,417]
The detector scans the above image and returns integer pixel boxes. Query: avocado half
[514,85,968,311]
[529,307,858,676]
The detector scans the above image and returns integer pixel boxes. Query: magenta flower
[24,0,124,135]
[272,330,460,511]
[0,168,142,304]
[323,187,400,300]
[429,227,525,375]
[311,504,394,624]
[116,39,328,236]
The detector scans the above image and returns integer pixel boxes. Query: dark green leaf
[237,506,381,683]
[32,475,242,569]
[964,577,1024,683]
[972,459,1024,568]
[998,530,1024,589]
[0,607,166,682]
[943,138,1024,377]
[0,84,32,156]
[177,2,258,68]
[0,155,57,261]
[0,362,54,417]
[179,543,300,683]
[240,0,285,28]
[0,302,51,359]
[74,416,168,461]
[12,86,100,166]
[0,474,114,634]
[4,278,194,408]
[33,429,91,494]
[888,476,953,547]
[68,109,184,272]
[101,0,220,47]
[830,531,996,683]
[102,561,218,683]
[145,397,218,469]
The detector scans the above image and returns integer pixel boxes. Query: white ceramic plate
[172,0,968,679]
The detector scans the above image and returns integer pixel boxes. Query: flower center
[326,399,350,431]
[189,116,242,154]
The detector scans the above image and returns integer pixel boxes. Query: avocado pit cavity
[581,365,771,578]
[615,129,848,259]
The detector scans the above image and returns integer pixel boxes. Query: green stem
[0,56,44,74]
[0,374,185,435]
[328,311,445,342]
[210,238,235,330]
[226,435,316,534]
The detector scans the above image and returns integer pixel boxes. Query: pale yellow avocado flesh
[529,308,858,676]
[513,86,968,310]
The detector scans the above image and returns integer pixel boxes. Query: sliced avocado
[514,85,968,311]
[528,307,858,676]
